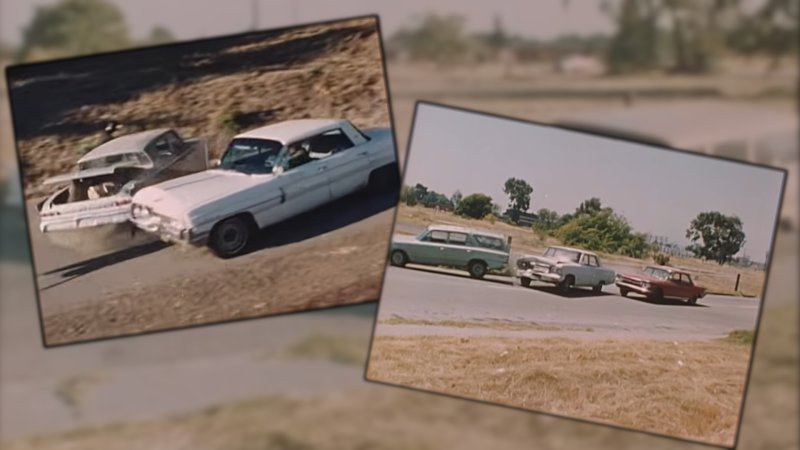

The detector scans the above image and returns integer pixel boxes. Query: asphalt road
[375,265,762,341]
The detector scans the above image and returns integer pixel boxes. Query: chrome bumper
[130,216,206,246]
[615,280,652,295]
[516,268,563,283]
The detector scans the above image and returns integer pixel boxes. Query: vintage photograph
[6,15,400,346]
[366,102,786,448]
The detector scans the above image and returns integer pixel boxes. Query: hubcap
[392,252,404,264]
[218,222,246,253]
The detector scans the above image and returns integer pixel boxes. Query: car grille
[534,263,550,271]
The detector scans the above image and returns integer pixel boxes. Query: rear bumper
[39,209,131,233]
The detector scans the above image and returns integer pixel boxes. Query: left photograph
[6,15,400,346]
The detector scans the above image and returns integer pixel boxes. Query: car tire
[688,296,698,305]
[520,277,532,288]
[559,275,575,295]
[390,249,408,267]
[619,287,629,297]
[467,260,487,279]
[592,282,604,294]
[209,216,252,258]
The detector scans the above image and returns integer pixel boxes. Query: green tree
[575,197,604,216]
[456,193,494,219]
[685,211,746,265]
[533,208,560,236]
[503,177,533,224]
[17,0,131,62]
[604,0,661,73]
[413,183,429,202]
[556,209,650,258]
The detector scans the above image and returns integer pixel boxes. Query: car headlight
[550,266,561,274]
[642,282,650,289]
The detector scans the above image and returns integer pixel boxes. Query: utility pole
[251,0,259,30]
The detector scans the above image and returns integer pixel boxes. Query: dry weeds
[366,335,751,447]
[379,318,594,332]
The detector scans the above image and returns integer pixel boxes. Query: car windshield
[643,267,670,279]
[220,138,283,174]
[544,247,580,262]
[78,152,150,170]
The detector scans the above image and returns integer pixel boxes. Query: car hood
[618,272,662,282]
[133,169,272,216]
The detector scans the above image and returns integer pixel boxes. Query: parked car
[36,128,208,248]
[515,246,616,294]
[130,119,398,258]
[389,224,511,279]
[554,102,797,233]
[615,265,707,305]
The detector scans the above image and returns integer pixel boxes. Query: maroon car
[615,265,707,305]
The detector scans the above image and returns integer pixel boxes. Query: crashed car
[130,118,399,258]
[37,128,208,248]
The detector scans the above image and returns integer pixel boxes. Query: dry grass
[396,204,766,297]
[380,318,593,332]
[366,335,751,447]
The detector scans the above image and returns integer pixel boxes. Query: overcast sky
[406,104,785,261]
[1,0,618,45]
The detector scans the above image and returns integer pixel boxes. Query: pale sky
[1,0,616,45]
[405,104,785,262]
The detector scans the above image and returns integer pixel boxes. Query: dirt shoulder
[42,210,393,346]
[367,334,752,448]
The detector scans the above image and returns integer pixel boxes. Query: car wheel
[593,282,604,294]
[467,260,487,279]
[688,296,698,305]
[619,287,629,297]
[390,249,408,267]
[520,277,532,288]
[649,288,664,303]
[559,275,575,295]
[368,163,400,193]
[209,216,251,258]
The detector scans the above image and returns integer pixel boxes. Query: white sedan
[130,118,398,258]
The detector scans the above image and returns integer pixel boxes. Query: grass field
[366,334,752,447]
[395,204,767,297]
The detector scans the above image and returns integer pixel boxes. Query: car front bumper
[615,280,653,295]
[516,268,563,284]
[130,215,207,246]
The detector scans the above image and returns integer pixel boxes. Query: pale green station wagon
[388,224,511,279]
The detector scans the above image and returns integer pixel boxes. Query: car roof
[426,224,506,239]
[78,128,171,163]
[645,265,691,275]
[554,102,796,150]
[234,119,349,144]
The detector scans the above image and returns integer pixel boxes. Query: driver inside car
[286,141,313,169]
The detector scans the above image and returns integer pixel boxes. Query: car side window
[588,255,599,267]
[308,129,355,157]
[448,232,468,245]
[579,254,589,265]
[428,230,448,243]
[671,273,682,283]
[164,131,184,153]
[680,274,692,285]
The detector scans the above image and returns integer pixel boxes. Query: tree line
[401,178,747,265]
[385,1,796,74]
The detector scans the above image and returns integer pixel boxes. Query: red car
[615,265,707,305]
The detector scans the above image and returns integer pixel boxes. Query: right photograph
[366,101,787,449]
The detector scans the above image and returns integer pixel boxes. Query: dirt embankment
[8,17,391,199]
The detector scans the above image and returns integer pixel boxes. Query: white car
[515,246,617,294]
[36,128,208,249]
[130,119,398,258]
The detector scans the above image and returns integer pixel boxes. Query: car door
[307,129,371,199]
[442,231,470,267]
[413,230,449,265]
[587,255,603,284]
[576,253,593,286]
[278,145,331,218]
